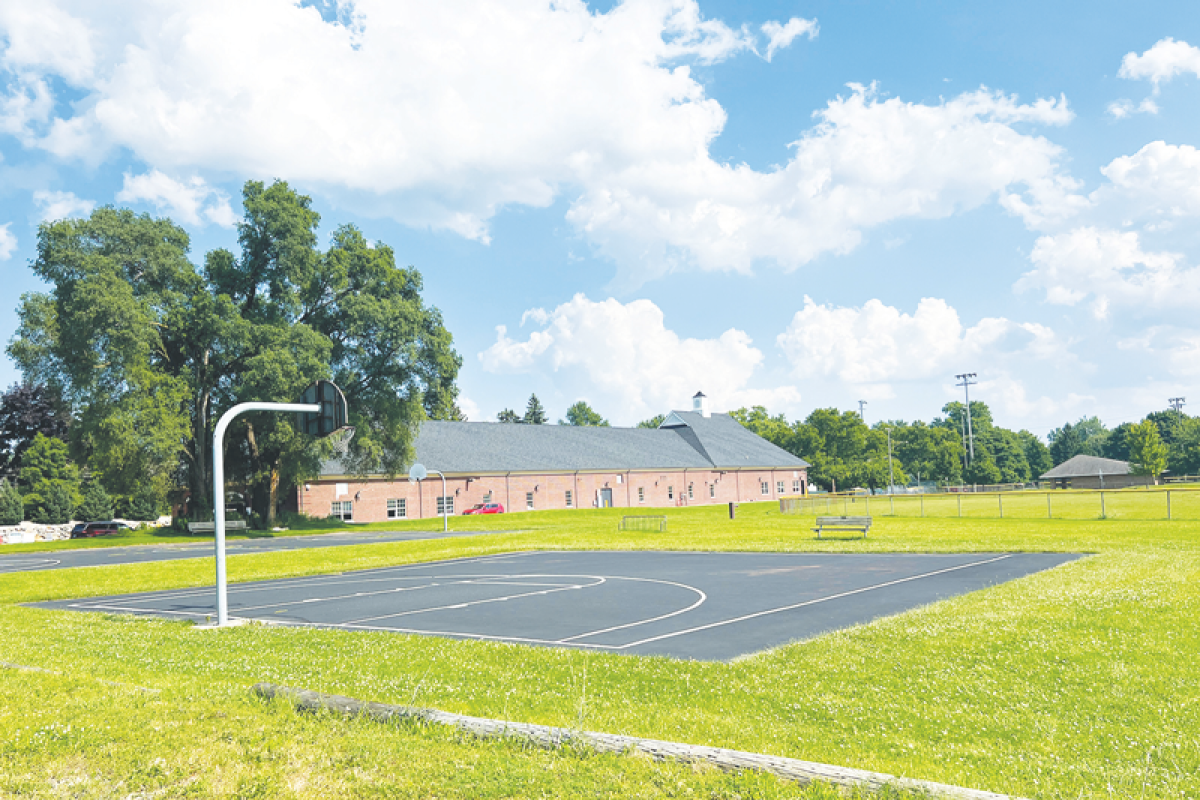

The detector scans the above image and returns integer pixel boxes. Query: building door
[600,488,613,508]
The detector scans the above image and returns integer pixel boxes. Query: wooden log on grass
[252,682,1026,800]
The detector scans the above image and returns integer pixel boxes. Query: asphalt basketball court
[35,549,1081,661]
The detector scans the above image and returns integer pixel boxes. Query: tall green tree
[637,414,666,429]
[1127,419,1168,483]
[74,479,115,522]
[497,408,521,423]
[1018,430,1053,478]
[10,181,461,527]
[524,394,547,425]
[560,401,608,427]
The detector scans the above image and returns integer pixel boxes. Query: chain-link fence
[780,487,1200,520]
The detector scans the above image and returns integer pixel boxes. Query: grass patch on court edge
[1,503,1198,798]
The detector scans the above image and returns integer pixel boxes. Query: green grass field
[1,503,1197,798]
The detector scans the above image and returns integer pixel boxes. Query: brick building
[296,395,810,522]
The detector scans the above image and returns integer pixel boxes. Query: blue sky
[2,0,1199,435]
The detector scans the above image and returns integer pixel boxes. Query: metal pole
[1100,491,1106,519]
[920,494,924,517]
[998,493,1003,519]
[957,494,962,517]
[213,401,319,627]
[1047,492,1052,519]
[1167,490,1172,520]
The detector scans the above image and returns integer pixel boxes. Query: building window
[667,486,674,500]
[687,483,694,499]
[617,474,623,484]
[709,483,715,498]
[638,487,645,503]
[777,481,785,495]
[761,482,770,496]
[483,491,492,503]
[565,490,573,507]
[792,480,801,494]
[436,496,454,515]
[387,499,406,519]
[331,501,353,521]
[526,491,535,510]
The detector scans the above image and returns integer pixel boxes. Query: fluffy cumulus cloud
[1017,228,1198,317]
[0,222,16,260]
[1119,37,1200,89]
[776,296,1064,385]
[33,190,95,222]
[0,1,1086,282]
[480,294,800,423]
[1106,98,1159,119]
[116,170,236,227]
[572,84,1074,283]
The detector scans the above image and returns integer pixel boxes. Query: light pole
[212,401,320,627]
[858,400,868,423]
[955,373,977,464]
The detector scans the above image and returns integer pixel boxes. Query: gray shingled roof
[1040,454,1133,479]
[321,411,809,476]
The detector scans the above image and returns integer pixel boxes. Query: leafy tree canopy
[637,414,666,429]
[10,181,461,525]
[560,401,608,427]
[497,408,521,423]
[0,382,70,474]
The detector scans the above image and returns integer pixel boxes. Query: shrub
[0,480,23,525]
[75,481,115,522]
[33,483,74,524]
[123,487,162,522]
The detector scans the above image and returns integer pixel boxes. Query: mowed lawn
[1,503,1197,798]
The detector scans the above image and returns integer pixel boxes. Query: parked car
[70,521,133,539]
[462,503,505,515]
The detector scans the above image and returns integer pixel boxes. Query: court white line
[341,575,607,625]
[611,554,1015,650]
[556,577,707,643]
[222,577,583,615]
[0,558,61,572]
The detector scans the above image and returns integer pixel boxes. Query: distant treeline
[730,403,1192,491]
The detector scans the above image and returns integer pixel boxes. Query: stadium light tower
[1169,397,1186,413]
[858,400,867,422]
[955,373,977,464]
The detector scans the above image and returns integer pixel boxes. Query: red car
[70,521,133,539]
[462,502,504,515]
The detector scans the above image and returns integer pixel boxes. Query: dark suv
[69,521,132,539]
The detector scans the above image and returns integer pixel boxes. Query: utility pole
[858,400,867,423]
[1169,397,1186,413]
[955,373,977,464]
[886,426,895,495]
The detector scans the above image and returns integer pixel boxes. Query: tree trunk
[267,461,280,528]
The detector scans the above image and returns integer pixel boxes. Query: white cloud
[2,2,1074,281]
[0,3,95,85]
[33,190,95,222]
[1097,141,1200,218]
[776,296,1066,385]
[1119,37,1200,90]
[1016,227,1198,316]
[116,170,236,227]
[456,394,482,422]
[571,84,1074,283]
[480,294,799,423]
[761,17,817,62]
[1106,98,1159,119]
[0,223,16,260]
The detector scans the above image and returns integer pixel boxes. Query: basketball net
[329,426,356,457]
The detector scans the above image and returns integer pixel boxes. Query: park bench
[813,516,871,539]
[619,515,667,532]
[187,520,248,534]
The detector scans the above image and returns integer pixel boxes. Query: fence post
[1047,492,1051,519]
[957,494,962,518]
[1167,490,1172,521]
[920,494,925,518]
[866,496,871,515]
[998,493,1003,519]
[1100,491,1106,519]
[889,495,895,516]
